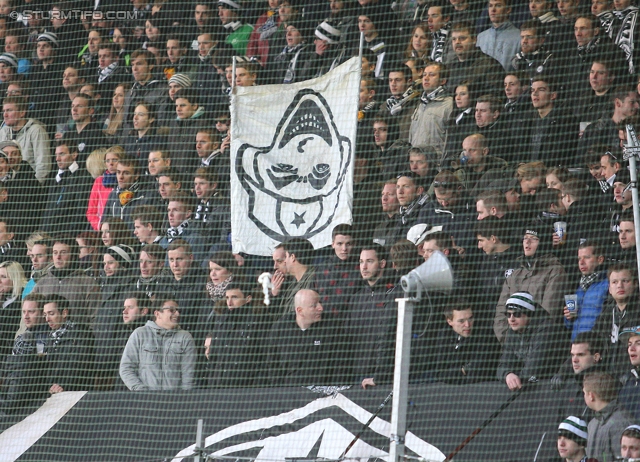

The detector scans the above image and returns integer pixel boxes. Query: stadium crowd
[0,0,639,459]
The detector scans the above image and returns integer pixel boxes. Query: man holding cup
[564,241,609,341]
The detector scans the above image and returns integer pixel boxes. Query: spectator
[430,300,500,384]
[207,278,268,388]
[584,371,634,461]
[22,232,53,298]
[0,293,50,416]
[40,138,93,234]
[169,87,207,173]
[618,325,640,419]
[0,260,25,358]
[372,178,401,247]
[192,167,231,248]
[218,0,253,55]
[162,238,209,345]
[477,0,521,71]
[43,294,94,394]
[86,145,125,231]
[347,245,398,388]
[0,217,28,269]
[159,191,207,266]
[557,416,591,462]
[301,20,347,80]
[32,236,100,330]
[427,4,455,64]
[473,216,520,333]
[271,238,318,315]
[408,61,453,156]
[454,133,507,195]
[123,101,164,170]
[494,224,568,341]
[527,76,579,167]
[268,289,343,386]
[553,333,606,421]
[0,95,51,183]
[94,244,137,390]
[496,291,566,390]
[593,263,640,379]
[512,20,555,78]
[316,224,360,316]
[444,80,478,160]
[620,425,640,459]
[135,243,167,298]
[119,296,196,391]
[564,241,609,341]
[447,21,505,95]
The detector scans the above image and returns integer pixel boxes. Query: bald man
[267,289,345,386]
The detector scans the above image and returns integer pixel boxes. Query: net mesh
[0,0,638,461]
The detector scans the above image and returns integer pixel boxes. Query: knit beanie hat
[218,0,242,10]
[315,20,342,44]
[37,32,59,48]
[558,416,588,446]
[506,292,536,313]
[0,53,18,70]
[168,73,192,88]
[523,222,553,255]
[106,245,135,269]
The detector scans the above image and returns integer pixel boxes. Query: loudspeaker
[400,250,453,297]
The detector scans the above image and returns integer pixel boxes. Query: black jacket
[40,164,93,234]
[315,255,361,317]
[496,315,567,382]
[430,327,500,384]
[207,306,270,388]
[345,273,399,384]
[268,313,346,387]
[46,321,95,392]
[446,50,505,95]
[525,105,579,168]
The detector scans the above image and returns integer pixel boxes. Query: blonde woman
[86,146,125,231]
[0,260,26,357]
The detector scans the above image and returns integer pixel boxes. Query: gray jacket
[408,94,453,157]
[0,118,51,183]
[587,399,634,461]
[119,320,196,391]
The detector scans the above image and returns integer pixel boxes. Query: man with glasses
[496,291,566,390]
[120,296,196,391]
[494,224,568,341]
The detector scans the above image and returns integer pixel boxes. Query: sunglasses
[505,311,524,318]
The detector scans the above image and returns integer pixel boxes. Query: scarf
[357,100,377,121]
[577,36,602,58]
[98,62,119,83]
[598,10,617,39]
[200,149,221,167]
[206,275,233,302]
[0,168,15,182]
[613,6,638,73]
[430,26,450,63]
[258,10,279,41]
[47,321,74,352]
[166,219,190,242]
[0,240,12,255]
[399,194,430,224]
[278,44,306,84]
[136,273,163,298]
[194,194,220,222]
[580,272,601,291]
[456,107,472,124]
[56,161,79,183]
[420,86,446,105]
[102,171,117,187]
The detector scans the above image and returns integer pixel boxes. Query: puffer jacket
[119,320,196,391]
[494,252,568,342]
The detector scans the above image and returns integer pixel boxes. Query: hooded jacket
[586,399,634,461]
[494,252,568,342]
[119,320,196,391]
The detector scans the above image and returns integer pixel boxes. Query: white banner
[230,57,359,256]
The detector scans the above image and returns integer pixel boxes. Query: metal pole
[194,419,204,462]
[389,297,414,462]
[625,125,640,282]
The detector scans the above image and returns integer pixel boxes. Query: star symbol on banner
[291,212,306,228]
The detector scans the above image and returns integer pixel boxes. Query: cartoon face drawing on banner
[236,89,352,241]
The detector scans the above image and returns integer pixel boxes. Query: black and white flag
[230,57,359,256]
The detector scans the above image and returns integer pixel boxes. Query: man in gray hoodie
[119,297,196,391]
